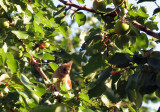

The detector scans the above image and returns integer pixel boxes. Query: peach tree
[0,0,160,111]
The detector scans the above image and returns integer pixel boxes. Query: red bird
[52,61,73,91]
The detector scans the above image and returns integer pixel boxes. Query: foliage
[0,0,160,112]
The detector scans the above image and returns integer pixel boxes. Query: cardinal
[52,61,73,91]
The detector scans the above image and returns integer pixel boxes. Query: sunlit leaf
[21,74,35,88]
[6,53,18,73]
[74,12,86,27]
[34,84,46,97]
[79,93,92,104]
[58,22,68,37]
[77,0,85,4]
[35,0,44,6]
[0,0,8,12]
[0,48,6,64]
[12,31,29,39]
[49,62,59,71]
[132,33,148,51]
[137,7,149,18]
[82,109,94,112]
[42,53,55,60]
[31,104,68,112]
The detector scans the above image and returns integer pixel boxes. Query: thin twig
[13,36,50,82]
[154,1,160,8]
[30,58,50,82]
[14,36,27,53]
[59,0,160,39]
[59,0,119,17]
[132,20,159,39]
[59,0,96,13]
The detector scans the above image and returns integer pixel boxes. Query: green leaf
[83,55,105,76]
[104,87,119,103]
[58,22,68,37]
[21,74,35,88]
[53,5,66,16]
[133,54,147,65]
[77,0,85,4]
[6,53,18,74]
[109,53,132,65]
[52,49,71,59]
[31,104,68,112]
[49,62,59,71]
[34,84,46,97]
[135,90,143,108]
[88,82,106,98]
[153,8,160,15]
[24,11,32,24]
[115,35,129,49]
[0,0,8,12]
[60,82,70,93]
[112,73,121,84]
[20,88,39,106]
[145,21,158,31]
[12,0,26,10]
[42,53,55,60]
[82,109,94,112]
[137,0,156,4]
[125,73,139,92]
[148,57,160,70]
[71,53,82,65]
[128,90,136,102]
[34,23,44,36]
[74,12,86,27]
[137,7,149,18]
[116,80,127,98]
[95,66,112,84]
[79,93,92,104]
[34,14,41,24]
[12,31,29,39]
[0,48,6,64]
[35,0,44,6]
[132,33,148,51]
[16,4,24,13]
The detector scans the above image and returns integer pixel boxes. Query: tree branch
[59,0,160,39]
[14,37,50,82]
[14,36,27,53]
[30,58,50,82]
[132,20,159,39]
[59,0,118,17]
[59,0,96,13]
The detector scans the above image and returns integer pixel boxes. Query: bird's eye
[63,67,67,72]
